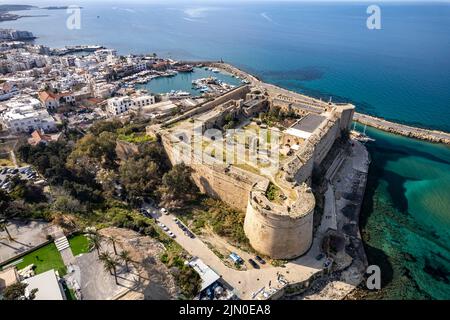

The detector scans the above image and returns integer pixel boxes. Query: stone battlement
[150,83,355,259]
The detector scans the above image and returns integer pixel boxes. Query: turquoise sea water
[359,125,450,299]
[2,1,449,299]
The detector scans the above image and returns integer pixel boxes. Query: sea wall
[354,112,450,146]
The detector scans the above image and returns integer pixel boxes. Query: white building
[95,49,117,63]
[131,95,156,109]
[1,97,56,133]
[107,94,156,116]
[22,269,66,300]
[0,83,19,101]
[188,257,220,292]
[93,81,118,99]
[106,96,133,115]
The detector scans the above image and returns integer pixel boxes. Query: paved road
[145,206,324,300]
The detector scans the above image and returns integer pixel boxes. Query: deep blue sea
[2,1,449,299]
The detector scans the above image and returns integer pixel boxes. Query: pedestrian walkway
[55,236,75,265]
[55,236,70,251]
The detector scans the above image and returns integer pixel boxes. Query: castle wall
[244,195,314,259]
[160,133,259,211]
[312,119,340,166]
[190,165,254,211]
[156,90,356,260]
[337,104,355,131]
[163,85,250,127]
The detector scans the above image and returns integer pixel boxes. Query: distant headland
[0,4,82,23]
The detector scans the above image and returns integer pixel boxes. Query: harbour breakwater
[203,62,450,146]
[353,113,450,146]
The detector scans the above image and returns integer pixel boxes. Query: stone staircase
[55,236,70,252]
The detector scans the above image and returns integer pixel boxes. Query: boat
[165,70,178,77]
[169,90,191,98]
[351,124,375,143]
[175,65,194,72]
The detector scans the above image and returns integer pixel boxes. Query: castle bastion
[147,83,355,260]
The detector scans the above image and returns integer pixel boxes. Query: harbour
[0,0,448,301]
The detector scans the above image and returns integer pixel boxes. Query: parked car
[162,226,169,232]
[168,231,176,238]
[1,182,11,190]
[229,253,243,265]
[248,259,260,269]
[161,208,169,215]
[255,255,266,265]
[185,230,195,239]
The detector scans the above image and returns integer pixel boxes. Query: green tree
[52,194,86,214]
[100,254,120,285]
[90,119,123,136]
[67,132,118,175]
[96,169,119,198]
[89,232,103,258]
[0,217,13,241]
[2,282,37,300]
[119,250,132,272]
[119,157,160,202]
[0,189,11,216]
[99,251,113,275]
[109,235,118,255]
[159,163,197,208]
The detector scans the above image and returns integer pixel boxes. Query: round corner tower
[244,182,315,260]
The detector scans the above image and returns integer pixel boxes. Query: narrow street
[145,205,324,300]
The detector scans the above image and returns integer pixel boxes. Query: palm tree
[100,252,119,284]
[89,233,102,258]
[119,250,132,272]
[109,257,119,285]
[0,218,13,241]
[101,255,115,278]
[109,235,118,255]
[99,252,113,275]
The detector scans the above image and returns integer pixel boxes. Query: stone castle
[147,83,354,260]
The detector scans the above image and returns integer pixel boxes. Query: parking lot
[138,202,324,300]
[0,166,40,191]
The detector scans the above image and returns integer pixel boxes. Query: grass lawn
[15,243,67,277]
[118,133,153,144]
[68,234,91,257]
